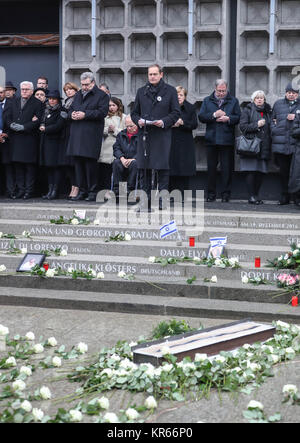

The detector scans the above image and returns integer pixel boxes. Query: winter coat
[198,92,241,146]
[0,97,13,164]
[67,85,109,160]
[113,129,138,160]
[7,95,43,163]
[169,100,198,176]
[39,105,65,167]
[131,79,181,170]
[288,111,300,193]
[238,102,272,160]
[99,113,126,164]
[271,98,300,155]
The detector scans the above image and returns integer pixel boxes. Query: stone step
[0,235,288,263]
[0,218,298,247]
[1,203,300,232]
[0,252,287,284]
[0,284,298,324]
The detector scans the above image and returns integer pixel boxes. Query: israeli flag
[160,220,177,239]
[210,236,227,247]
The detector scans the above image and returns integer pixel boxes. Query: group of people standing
[1,66,300,207]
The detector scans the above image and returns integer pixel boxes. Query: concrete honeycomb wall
[62,0,300,171]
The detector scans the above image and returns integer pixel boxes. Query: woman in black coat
[169,86,198,198]
[238,90,272,204]
[39,90,65,200]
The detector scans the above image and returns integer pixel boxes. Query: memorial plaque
[132,319,276,366]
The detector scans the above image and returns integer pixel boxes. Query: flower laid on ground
[20,400,32,413]
[60,249,67,256]
[5,356,17,367]
[97,396,109,410]
[52,356,62,367]
[76,342,88,354]
[20,366,32,377]
[243,400,281,423]
[25,331,35,341]
[0,264,7,272]
[45,269,56,278]
[33,343,44,354]
[32,408,44,422]
[282,384,300,405]
[125,408,139,421]
[96,272,105,279]
[144,396,158,410]
[0,324,9,335]
[22,231,32,238]
[105,233,131,242]
[204,275,218,283]
[12,380,26,392]
[21,248,28,254]
[39,386,52,400]
[69,409,83,422]
[241,274,269,285]
[47,337,57,347]
[50,213,90,226]
[103,412,119,423]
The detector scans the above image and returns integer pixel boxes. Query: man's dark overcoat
[67,85,109,160]
[131,79,181,170]
[8,95,43,163]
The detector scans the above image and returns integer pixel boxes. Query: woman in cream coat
[98,97,126,198]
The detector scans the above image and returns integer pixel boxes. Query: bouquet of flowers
[268,243,300,271]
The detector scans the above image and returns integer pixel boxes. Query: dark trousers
[206,144,234,198]
[139,169,169,200]
[47,167,61,187]
[98,162,112,191]
[275,153,293,197]
[169,176,189,200]
[14,162,36,195]
[112,159,137,194]
[4,163,16,195]
[73,156,98,195]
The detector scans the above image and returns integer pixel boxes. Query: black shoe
[256,199,264,205]
[42,185,53,200]
[206,196,216,202]
[85,194,96,202]
[248,196,257,204]
[71,192,87,201]
[278,198,289,205]
[221,196,230,202]
[15,191,25,199]
[23,193,34,200]
[48,185,58,200]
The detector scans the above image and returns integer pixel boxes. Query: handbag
[235,134,261,157]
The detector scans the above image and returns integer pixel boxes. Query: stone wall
[61,0,300,172]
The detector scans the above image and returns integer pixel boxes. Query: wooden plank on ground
[132,319,275,366]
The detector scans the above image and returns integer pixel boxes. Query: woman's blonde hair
[63,82,79,93]
[176,85,187,97]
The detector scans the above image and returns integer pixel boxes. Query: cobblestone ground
[0,306,300,424]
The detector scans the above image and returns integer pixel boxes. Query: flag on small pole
[160,220,177,239]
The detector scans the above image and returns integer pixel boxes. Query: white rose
[103,412,119,423]
[20,400,32,413]
[148,256,156,263]
[45,269,55,278]
[20,366,32,376]
[101,368,113,378]
[247,400,264,410]
[0,265,7,272]
[69,409,82,422]
[47,337,57,347]
[77,342,88,354]
[0,324,9,336]
[161,363,173,372]
[241,275,249,284]
[161,345,171,355]
[293,249,299,256]
[33,343,44,354]
[71,218,79,225]
[52,356,62,367]
[21,248,28,254]
[124,233,131,241]
[93,219,100,225]
[32,408,44,422]
[215,355,226,364]
[97,396,109,410]
[193,256,201,262]
[282,384,298,395]
[25,331,35,341]
[126,408,139,420]
[144,396,157,409]
[96,272,105,279]
[12,380,26,391]
[118,271,126,278]
[40,386,52,400]
[67,267,74,273]
[194,353,208,362]
[5,356,17,367]
[60,249,67,256]
[276,320,290,330]
[0,232,3,237]
[210,275,218,283]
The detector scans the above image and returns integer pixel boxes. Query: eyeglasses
[21,88,32,91]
